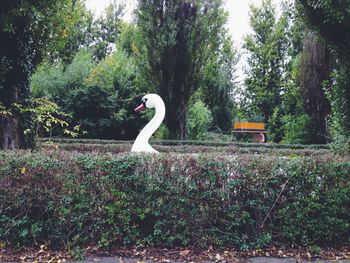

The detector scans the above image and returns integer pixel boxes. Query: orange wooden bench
[232,122,267,143]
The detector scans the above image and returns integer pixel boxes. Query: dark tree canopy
[298,0,350,61]
[0,0,73,149]
[136,0,228,139]
[298,0,350,138]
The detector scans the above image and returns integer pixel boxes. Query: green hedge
[40,138,330,150]
[42,142,332,157]
[0,150,349,250]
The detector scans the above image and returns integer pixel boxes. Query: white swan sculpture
[131,94,165,153]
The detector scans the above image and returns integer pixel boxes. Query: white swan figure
[131,94,165,153]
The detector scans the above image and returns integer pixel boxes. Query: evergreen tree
[136,0,229,139]
[202,35,239,133]
[243,0,289,142]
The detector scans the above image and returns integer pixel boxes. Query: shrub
[187,100,213,140]
[331,135,350,156]
[0,150,349,250]
[41,142,331,157]
[39,138,330,150]
[282,114,314,144]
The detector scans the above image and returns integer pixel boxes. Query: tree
[47,2,95,65]
[0,0,75,150]
[298,0,350,137]
[298,0,350,61]
[187,100,212,140]
[136,0,229,139]
[92,1,124,61]
[299,29,333,144]
[275,1,317,144]
[32,47,146,140]
[243,0,289,127]
[201,35,239,133]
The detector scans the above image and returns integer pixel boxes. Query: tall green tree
[243,0,289,126]
[298,0,350,61]
[276,1,316,144]
[47,2,95,65]
[299,29,333,144]
[47,1,124,65]
[298,0,350,137]
[0,0,75,150]
[201,35,239,132]
[136,0,229,139]
[92,1,124,61]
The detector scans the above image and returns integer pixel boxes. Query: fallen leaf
[180,249,190,257]
[0,241,6,249]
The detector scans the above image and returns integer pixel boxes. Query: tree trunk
[0,66,36,150]
[0,115,18,150]
[300,29,333,144]
[165,100,188,140]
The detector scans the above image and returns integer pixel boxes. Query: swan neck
[136,101,165,143]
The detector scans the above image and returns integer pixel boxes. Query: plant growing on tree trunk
[0,0,77,150]
[298,0,350,137]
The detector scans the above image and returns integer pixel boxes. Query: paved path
[68,256,350,263]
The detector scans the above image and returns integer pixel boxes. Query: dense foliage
[297,0,350,140]
[136,0,233,139]
[0,0,74,149]
[31,47,147,140]
[243,0,288,127]
[1,0,350,147]
[1,151,349,249]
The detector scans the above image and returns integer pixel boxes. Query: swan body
[131,94,165,153]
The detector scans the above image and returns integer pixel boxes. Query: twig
[260,176,291,229]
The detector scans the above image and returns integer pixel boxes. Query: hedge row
[40,138,330,150]
[0,150,349,250]
[42,142,332,157]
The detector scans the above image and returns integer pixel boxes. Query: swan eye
[142,98,148,107]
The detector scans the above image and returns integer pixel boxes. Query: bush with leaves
[281,113,314,144]
[1,151,349,250]
[1,98,82,143]
[187,100,213,140]
[31,49,146,139]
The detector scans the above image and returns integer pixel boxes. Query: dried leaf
[180,249,190,257]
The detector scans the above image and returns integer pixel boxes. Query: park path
[69,256,350,263]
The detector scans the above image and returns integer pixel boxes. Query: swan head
[134,94,163,112]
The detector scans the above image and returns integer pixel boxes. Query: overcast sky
[86,0,282,45]
[85,0,283,82]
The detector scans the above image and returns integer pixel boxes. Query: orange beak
[134,104,146,112]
